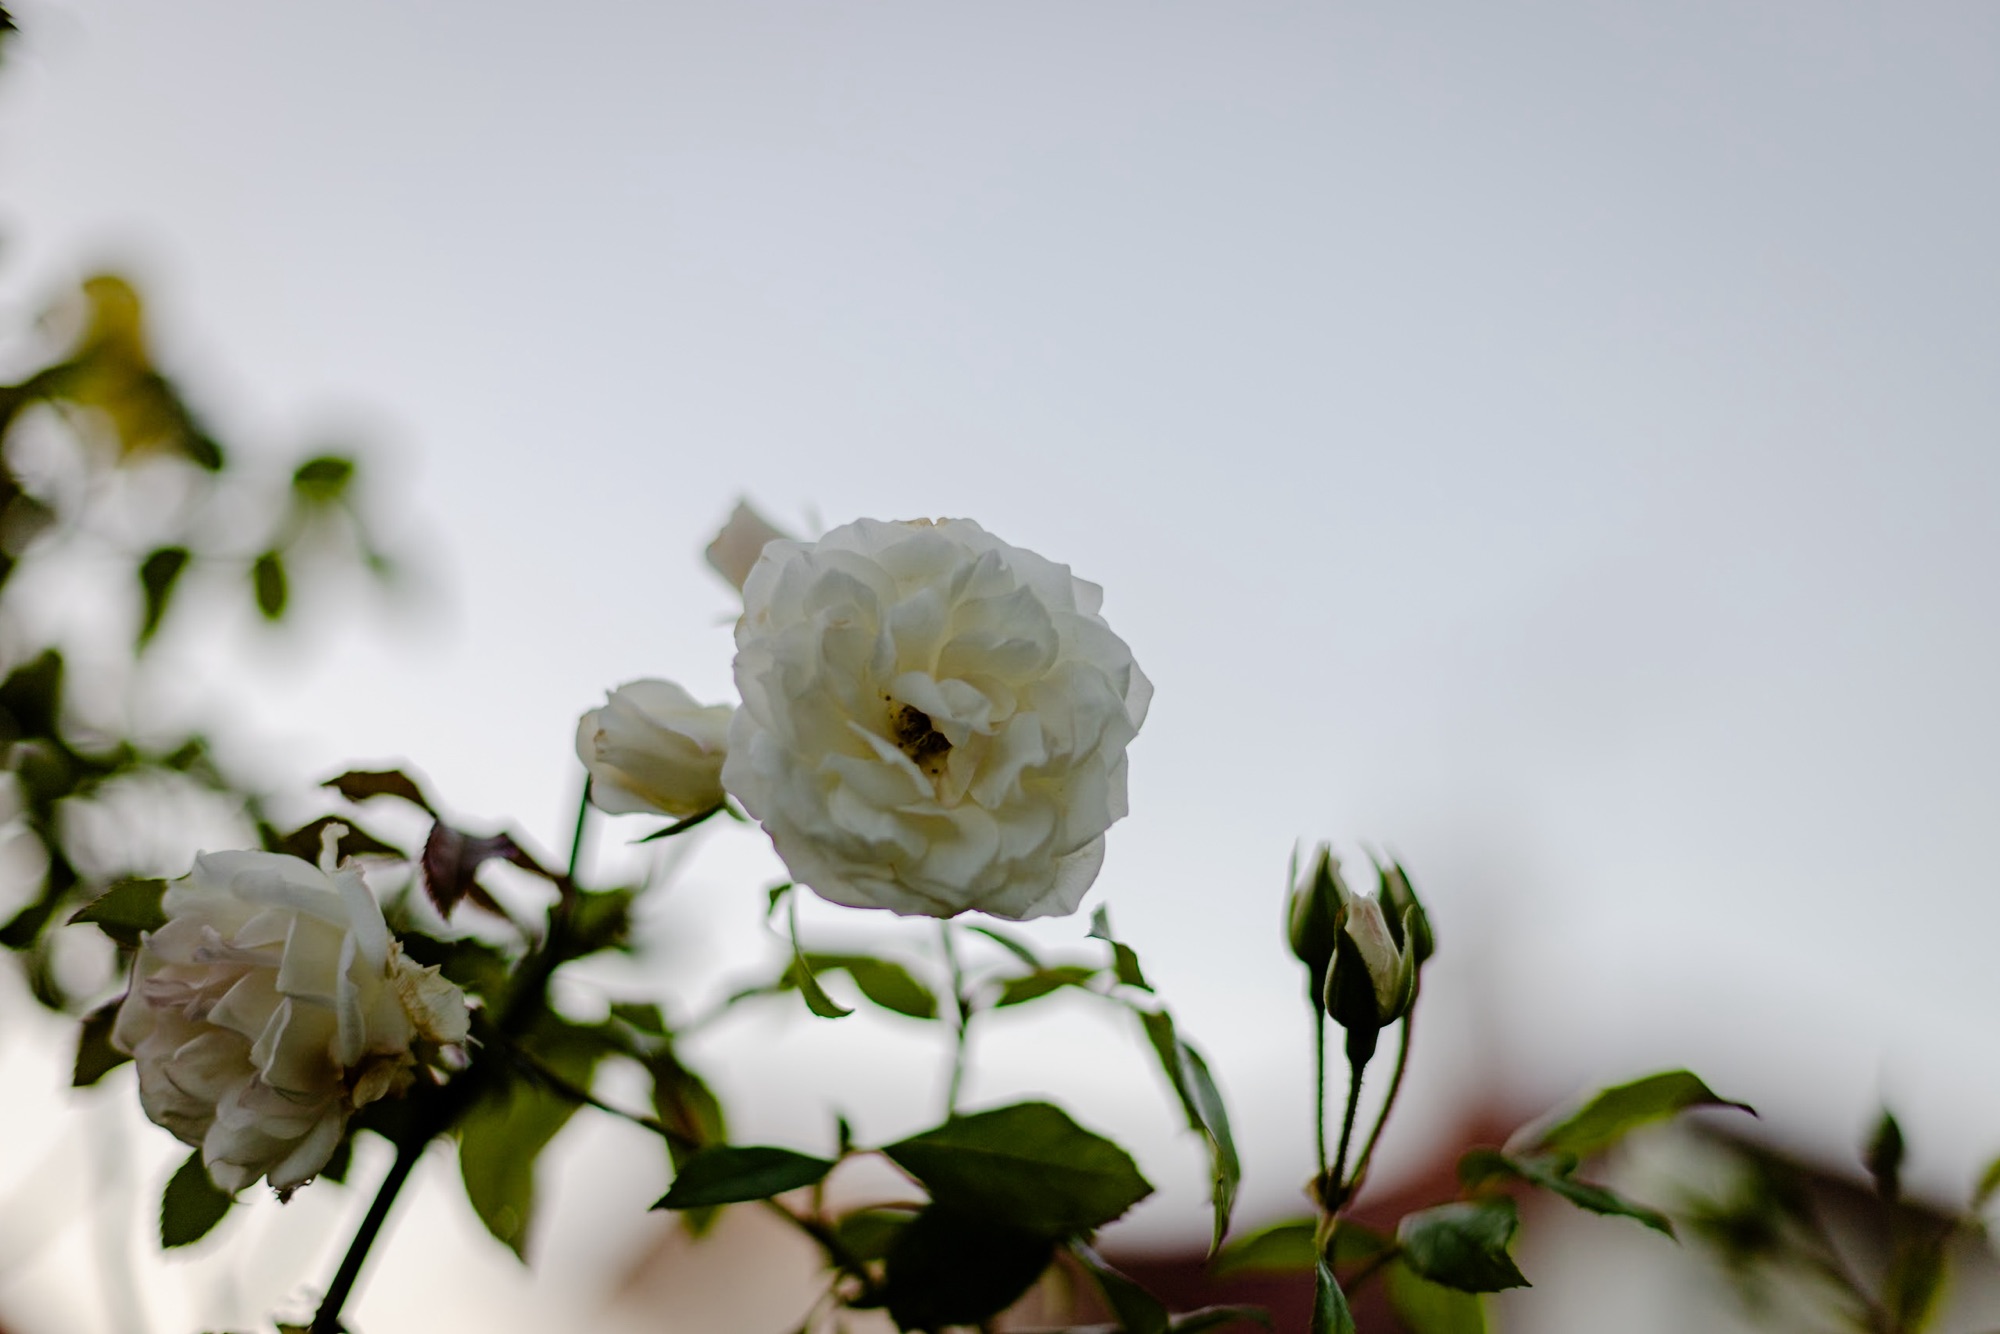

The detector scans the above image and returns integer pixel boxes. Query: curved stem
[311,783,594,1334]
[1345,1010,1415,1198]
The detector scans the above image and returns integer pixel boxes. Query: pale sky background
[0,4,1997,1332]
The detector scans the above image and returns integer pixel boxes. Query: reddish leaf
[421,822,552,919]
[322,767,435,814]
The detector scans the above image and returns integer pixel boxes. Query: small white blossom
[723,517,1149,920]
[577,679,733,819]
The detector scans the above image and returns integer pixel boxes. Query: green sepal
[73,1000,131,1086]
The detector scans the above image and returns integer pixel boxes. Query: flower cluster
[585,511,1150,922]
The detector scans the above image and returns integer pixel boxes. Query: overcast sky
[1,4,1997,1331]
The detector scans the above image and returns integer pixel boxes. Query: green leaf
[1519,1070,1753,1160]
[73,1000,131,1086]
[1866,1109,1904,1203]
[995,965,1100,1007]
[68,877,166,946]
[1884,1232,1949,1332]
[1311,1260,1358,1334]
[1458,1149,1673,1237]
[967,923,1043,968]
[457,1078,582,1260]
[1137,1008,1240,1250]
[1397,1199,1529,1294]
[785,893,850,1018]
[251,549,287,619]
[1385,1260,1487,1334]
[137,546,190,647]
[798,953,939,1019]
[880,1204,1055,1331]
[835,1207,918,1263]
[653,1145,835,1210]
[1973,1153,2000,1212]
[883,1101,1154,1236]
[1089,904,1152,990]
[161,1150,233,1248]
[291,453,355,500]
[1073,1241,1170,1334]
[1214,1218,1318,1277]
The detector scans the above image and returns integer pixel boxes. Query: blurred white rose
[704,499,792,592]
[113,834,469,1194]
[577,679,733,818]
[724,517,1150,920]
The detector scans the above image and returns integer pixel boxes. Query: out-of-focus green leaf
[654,1145,835,1210]
[836,1207,918,1263]
[879,1204,1055,1332]
[1073,1241,1169,1334]
[1385,1260,1486,1334]
[68,877,166,946]
[1458,1148,1673,1237]
[1397,1199,1529,1294]
[967,923,1042,968]
[1885,1232,1950,1332]
[1088,905,1152,990]
[884,1101,1153,1237]
[1974,1154,2000,1213]
[291,453,355,501]
[137,546,190,647]
[251,549,287,619]
[1137,1007,1239,1250]
[0,648,64,740]
[790,953,938,1019]
[457,1077,582,1260]
[1311,1260,1357,1334]
[1866,1109,1904,1203]
[1517,1070,1753,1160]
[73,1000,131,1086]
[1214,1219,1318,1277]
[995,965,1100,1007]
[161,1150,233,1248]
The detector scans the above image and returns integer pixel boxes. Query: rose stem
[1343,1008,1415,1199]
[939,921,972,1115]
[310,782,595,1334]
[1313,1009,1330,1180]
[1329,1057,1367,1201]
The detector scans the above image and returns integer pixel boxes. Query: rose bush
[723,517,1150,919]
[113,836,469,1193]
[577,678,734,818]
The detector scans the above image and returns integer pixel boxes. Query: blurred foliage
[0,271,399,1016]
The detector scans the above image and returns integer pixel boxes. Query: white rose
[705,499,792,592]
[577,679,734,818]
[112,833,469,1194]
[723,517,1150,920]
